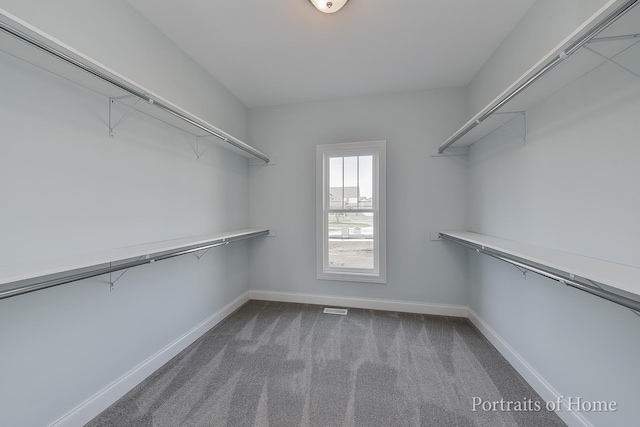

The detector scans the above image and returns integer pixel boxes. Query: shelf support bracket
[520,267,528,279]
[191,136,210,160]
[108,256,145,291]
[194,241,229,261]
[583,46,640,81]
[478,249,528,278]
[488,112,526,143]
[109,268,127,292]
[109,96,140,138]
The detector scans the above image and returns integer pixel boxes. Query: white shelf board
[440,0,640,150]
[0,8,269,162]
[440,231,640,298]
[0,228,268,287]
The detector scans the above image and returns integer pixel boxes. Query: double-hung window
[316,140,386,283]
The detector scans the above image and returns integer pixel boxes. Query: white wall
[248,89,469,306]
[466,1,640,426]
[0,1,253,426]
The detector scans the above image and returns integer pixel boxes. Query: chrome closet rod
[0,20,270,163]
[439,234,640,312]
[0,230,269,301]
[437,0,639,154]
[479,249,640,312]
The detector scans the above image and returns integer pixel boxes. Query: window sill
[317,271,386,284]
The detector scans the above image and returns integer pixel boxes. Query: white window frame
[316,140,386,283]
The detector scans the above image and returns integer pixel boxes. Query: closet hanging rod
[439,233,640,313]
[437,0,639,154]
[480,249,640,312]
[0,19,270,163]
[0,230,269,301]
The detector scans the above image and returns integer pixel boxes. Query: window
[316,140,386,283]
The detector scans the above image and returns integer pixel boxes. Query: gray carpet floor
[87,300,566,426]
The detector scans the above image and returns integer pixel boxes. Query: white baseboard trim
[467,308,593,427]
[49,291,251,427]
[249,289,468,317]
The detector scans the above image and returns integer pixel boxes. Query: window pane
[358,155,373,208]
[327,212,374,269]
[329,157,343,209]
[343,156,358,209]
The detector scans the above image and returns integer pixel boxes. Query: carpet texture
[87,301,565,426]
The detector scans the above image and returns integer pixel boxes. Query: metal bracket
[109,96,139,138]
[477,248,528,278]
[109,268,129,291]
[194,241,229,261]
[503,252,529,277]
[489,111,526,143]
[583,45,640,81]
[108,256,146,291]
[194,250,208,261]
[191,136,210,160]
[520,268,528,279]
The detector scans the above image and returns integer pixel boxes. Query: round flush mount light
[308,0,349,14]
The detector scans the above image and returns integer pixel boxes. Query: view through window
[328,155,374,269]
[317,140,386,283]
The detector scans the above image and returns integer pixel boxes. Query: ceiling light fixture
[308,0,349,14]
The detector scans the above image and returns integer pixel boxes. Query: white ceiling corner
[126,0,535,108]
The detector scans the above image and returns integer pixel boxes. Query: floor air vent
[323,307,348,315]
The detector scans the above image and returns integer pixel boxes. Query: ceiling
[127,0,536,108]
